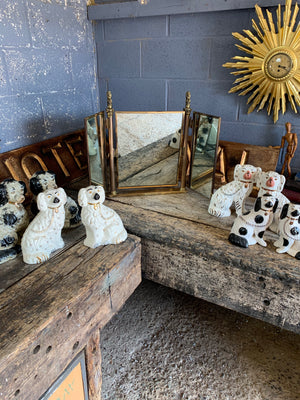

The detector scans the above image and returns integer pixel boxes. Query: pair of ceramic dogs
[0,171,127,265]
[208,164,300,259]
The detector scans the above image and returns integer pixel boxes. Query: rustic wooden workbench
[105,189,300,335]
[0,227,141,400]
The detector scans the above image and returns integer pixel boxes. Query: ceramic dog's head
[30,171,57,195]
[257,171,286,193]
[277,202,300,243]
[233,164,261,184]
[254,194,279,213]
[0,178,27,207]
[37,188,67,212]
[78,186,105,207]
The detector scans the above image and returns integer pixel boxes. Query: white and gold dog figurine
[21,188,67,264]
[257,170,289,233]
[208,164,261,217]
[30,170,81,229]
[228,194,279,248]
[274,203,300,259]
[78,185,127,248]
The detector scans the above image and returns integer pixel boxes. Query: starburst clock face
[223,0,300,123]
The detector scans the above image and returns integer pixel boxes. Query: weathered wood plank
[88,0,286,21]
[0,234,141,400]
[141,239,300,334]
[104,193,300,333]
[106,189,278,241]
[106,199,299,281]
[0,224,86,293]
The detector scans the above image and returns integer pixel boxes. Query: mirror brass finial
[185,91,191,114]
[106,91,113,117]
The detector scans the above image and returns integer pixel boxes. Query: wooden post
[86,328,102,400]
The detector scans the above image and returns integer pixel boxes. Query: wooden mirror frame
[87,91,191,197]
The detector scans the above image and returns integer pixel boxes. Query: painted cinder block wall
[0,0,98,153]
[93,6,300,174]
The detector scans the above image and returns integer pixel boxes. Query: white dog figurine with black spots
[256,170,289,233]
[168,129,181,149]
[21,188,67,264]
[229,194,279,248]
[208,164,261,218]
[78,185,127,248]
[0,178,29,264]
[274,203,300,259]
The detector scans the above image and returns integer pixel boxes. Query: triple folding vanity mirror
[85,91,221,197]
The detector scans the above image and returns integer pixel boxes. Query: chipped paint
[0,0,99,153]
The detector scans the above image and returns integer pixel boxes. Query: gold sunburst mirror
[223,0,300,123]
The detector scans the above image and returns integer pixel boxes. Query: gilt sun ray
[252,19,264,41]
[281,84,287,115]
[243,29,262,46]
[285,80,298,111]
[288,2,299,37]
[223,0,300,123]
[289,24,300,48]
[266,10,278,48]
[255,5,275,50]
[248,79,271,106]
[234,44,264,57]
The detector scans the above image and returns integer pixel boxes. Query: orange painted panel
[47,362,86,400]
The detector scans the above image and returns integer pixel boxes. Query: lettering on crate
[0,130,88,201]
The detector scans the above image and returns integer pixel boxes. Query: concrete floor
[101,280,300,400]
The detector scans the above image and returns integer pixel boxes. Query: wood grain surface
[104,190,300,334]
[0,232,141,400]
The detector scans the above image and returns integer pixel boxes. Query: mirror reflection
[115,111,184,188]
[190,113,221,197]
[85,114,104,186]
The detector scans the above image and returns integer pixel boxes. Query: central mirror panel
[115,111,184,188]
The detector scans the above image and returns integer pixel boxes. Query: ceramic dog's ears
[37,192,48,212]
[254,197,262,212]
[19,180,27,195]
[233,164,242,181]
[78,188,88,207]
[280,203,289,220]
[58,188,67,205]
[99,186,105,204]
[0,184,8,207]
[30,176,43,195]
[30,171,57,195]
[278,174,286,192]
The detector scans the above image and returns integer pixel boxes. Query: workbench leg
[86,328,102,400]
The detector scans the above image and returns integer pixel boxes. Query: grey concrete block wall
[0,0,98,153]
[95,8,300,174]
